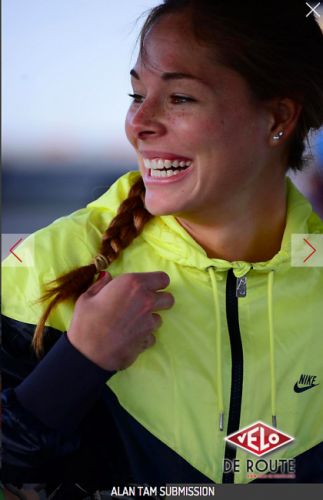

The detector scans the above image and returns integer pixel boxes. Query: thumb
[85,271,112,297]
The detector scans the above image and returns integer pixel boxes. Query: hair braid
[33,176,151,356]
[100,177,151,263]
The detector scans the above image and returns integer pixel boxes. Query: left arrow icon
[9,238,23,262]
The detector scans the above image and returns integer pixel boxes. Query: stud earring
[273,131,284,141]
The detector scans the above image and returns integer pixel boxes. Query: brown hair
[33,177,152,355]
[140,0,323,170]
[33,0,323,354]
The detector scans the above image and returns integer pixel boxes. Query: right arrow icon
[291,234,323,267]
[303,238,317,263]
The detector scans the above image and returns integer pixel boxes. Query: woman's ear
[266,97,303,146]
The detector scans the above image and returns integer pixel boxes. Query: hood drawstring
[208,267,224,431]
[208,266,277,432]
[267,270,277,428]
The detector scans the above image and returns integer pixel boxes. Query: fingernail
[98,271,106,280]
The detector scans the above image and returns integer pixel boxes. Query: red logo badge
[225,421,294,457]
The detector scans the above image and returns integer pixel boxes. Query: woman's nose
[128,100,166,140]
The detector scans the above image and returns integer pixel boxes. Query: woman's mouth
[143,158,193,178]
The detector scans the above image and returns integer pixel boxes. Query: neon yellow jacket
[2,171,323,484]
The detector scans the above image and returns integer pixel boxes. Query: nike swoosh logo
[294,383,319,393]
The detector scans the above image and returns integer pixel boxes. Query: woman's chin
[144,195,179,217]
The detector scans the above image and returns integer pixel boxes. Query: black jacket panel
[1,315,323,487]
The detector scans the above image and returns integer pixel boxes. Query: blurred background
[3,0,323,234]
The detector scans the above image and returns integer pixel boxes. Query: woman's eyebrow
[130,68,206,84]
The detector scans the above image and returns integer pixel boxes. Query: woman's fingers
[69,271,174,370]
[153,291,175,310]
[133,271,170,291]
[151,312,162,330]
[140,334,156,351]
[85,271,112,297]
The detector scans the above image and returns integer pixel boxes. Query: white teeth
[143,158,193,170]
[151,168,183,178]
[151,169,168,177]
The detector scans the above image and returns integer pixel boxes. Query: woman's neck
[176,179,287,263]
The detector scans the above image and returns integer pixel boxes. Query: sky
[3,0,160,165]
[3,0,323,168]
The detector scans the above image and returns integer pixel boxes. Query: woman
[2,0,323,495]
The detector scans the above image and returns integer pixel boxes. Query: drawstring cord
[208,268,224,431]
[267,270,277,428]
[208,266,277,432]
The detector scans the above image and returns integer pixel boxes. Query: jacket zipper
[222,269,244,483]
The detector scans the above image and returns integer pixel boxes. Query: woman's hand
[67,271,174,371]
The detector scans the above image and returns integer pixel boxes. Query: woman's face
[125,14,277,220]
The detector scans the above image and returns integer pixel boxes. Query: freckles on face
[124,14,270,217]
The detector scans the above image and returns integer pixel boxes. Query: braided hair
[33,177,152,356]
[34,0,323,353]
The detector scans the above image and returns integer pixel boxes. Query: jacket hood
[88,171,322,277]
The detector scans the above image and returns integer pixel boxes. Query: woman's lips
[143,162,194,184]
[139,152,194,184]
[140,150,193,162]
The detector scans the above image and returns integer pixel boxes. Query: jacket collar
[141,176,315,275]
[88,172,317,275]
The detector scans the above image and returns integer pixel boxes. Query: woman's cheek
[124,110,136,147]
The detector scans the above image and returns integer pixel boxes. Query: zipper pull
[236,276,247,298]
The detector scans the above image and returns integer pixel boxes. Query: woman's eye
[128,93,144,104]
[128,93,196,105]
[171,95,196,104]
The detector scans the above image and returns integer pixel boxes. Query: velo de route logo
[223,421,296,479]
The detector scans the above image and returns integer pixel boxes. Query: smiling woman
[1,0,323,496]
